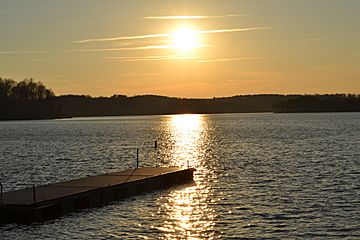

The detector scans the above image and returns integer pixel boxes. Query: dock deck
[0,167,195,223]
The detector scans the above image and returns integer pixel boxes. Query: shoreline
[1,111,360,122]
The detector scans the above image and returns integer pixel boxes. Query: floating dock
[0,167,195,223]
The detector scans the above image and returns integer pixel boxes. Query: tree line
[1,77,360,120]
[273,94,360,112]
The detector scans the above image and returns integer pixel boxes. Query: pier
[0,167,195,223]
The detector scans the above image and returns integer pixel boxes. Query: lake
[0,113,359,239]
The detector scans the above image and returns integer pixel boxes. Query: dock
[0,167,195,223]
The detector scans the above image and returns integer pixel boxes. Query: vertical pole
[187,160,189,169]
[136,148,139,169]
[0,183,3,209]
[32,184,36,206]
[154,140,157,150]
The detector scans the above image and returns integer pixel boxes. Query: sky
[0,0,359,98]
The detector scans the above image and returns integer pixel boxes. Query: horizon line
[53,93,360,99]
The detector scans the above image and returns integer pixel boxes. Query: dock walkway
[0,167,195,223]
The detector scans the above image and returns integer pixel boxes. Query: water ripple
[0,113,359,239]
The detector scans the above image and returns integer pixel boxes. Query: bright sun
[171,27,200,52]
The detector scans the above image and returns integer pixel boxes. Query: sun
[171,27,200,52]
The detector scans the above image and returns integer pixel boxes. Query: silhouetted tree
[11,79,54,100]
[0,78,16,99]
[0,78,58,120]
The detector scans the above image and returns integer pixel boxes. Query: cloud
[105,55,199,62]
[198,57,269,63]
[0,41,212,55]
[0,46,175,55]
[0,51,17,54]
[75,33,171,43]
[116,73,164,77]
[105,56,267,63]
[143,14,248,20]
[199,27,272,34]
[75,27,273,43]
[0,43,212,55]
[297,37,335,43]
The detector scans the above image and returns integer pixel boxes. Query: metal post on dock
[32,184,37,206]
[136,148,139,169]
[0,183,3,209]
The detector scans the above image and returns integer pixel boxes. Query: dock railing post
[0,183,3,209]
[32,184,36,206]
[136,148,139,169]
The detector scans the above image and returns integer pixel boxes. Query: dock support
[32,184,36,206]
[0,183,3,209]
[136,148,139,169]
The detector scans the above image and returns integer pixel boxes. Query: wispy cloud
[198,57,268,63]
[75,27,273,43]
[0,51,17,54]
[106,55,199,62]
[0,23,71,30]
[297,37,335,43]
[75,33,171,43]
[0,43,213,55]
[143,14,248,20]
[105,56,267,63]
[116,73,164,77]
[199,27,272,34]
[0,46,175,55]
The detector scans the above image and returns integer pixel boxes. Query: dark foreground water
[0,113,359,239]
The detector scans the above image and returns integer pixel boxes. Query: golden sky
[1,0,359,97]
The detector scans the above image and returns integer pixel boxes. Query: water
[0,113,359,239]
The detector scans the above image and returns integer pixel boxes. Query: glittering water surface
[0,113,359,239]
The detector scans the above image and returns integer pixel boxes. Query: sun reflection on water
[168,114,203,168]
[155,114,219,239]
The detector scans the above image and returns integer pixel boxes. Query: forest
[1,78,360,120]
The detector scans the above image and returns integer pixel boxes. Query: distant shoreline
[1,93,360,121]
[15,111,360,121]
